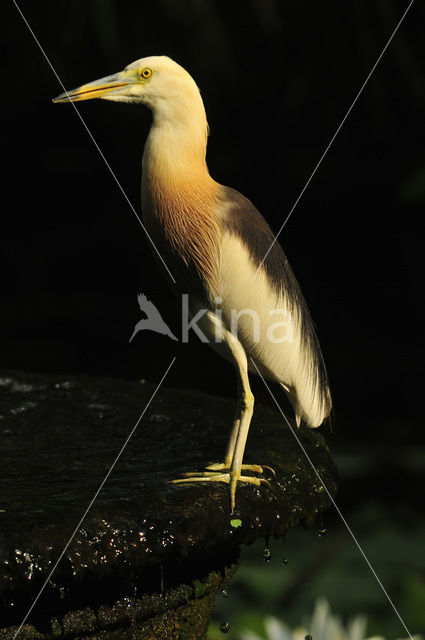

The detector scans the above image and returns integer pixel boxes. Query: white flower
[239,598,422,640]
[240,617,293,640]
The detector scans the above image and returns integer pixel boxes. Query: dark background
[0,0,425,637]
[2,1,425,636]
[3,1,425,441]
[2,0,424,495]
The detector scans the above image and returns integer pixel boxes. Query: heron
[54,55,331,514]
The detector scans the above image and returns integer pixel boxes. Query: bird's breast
[141,168,222,301]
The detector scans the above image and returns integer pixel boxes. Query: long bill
[52,70,136,103]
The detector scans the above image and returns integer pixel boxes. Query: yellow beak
[52,70,137,103]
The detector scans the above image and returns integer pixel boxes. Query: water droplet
[54,381,75,390]
[149,414,170,423]
[263,547,271,562]
[222,587,229,598]
[317,528,327,537]
[220,621,230,633]
[281,558,288,565]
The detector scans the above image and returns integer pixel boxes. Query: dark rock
[0,370,337,638]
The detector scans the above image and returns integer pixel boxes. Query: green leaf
[230,518,242,528]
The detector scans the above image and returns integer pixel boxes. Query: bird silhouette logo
[129,294,178,342]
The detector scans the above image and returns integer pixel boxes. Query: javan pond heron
[54,56,331,514]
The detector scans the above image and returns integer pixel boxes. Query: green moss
[192,578,208,599]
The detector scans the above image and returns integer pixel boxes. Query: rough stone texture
[0,370,337,638]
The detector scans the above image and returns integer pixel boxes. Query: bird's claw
[259,477,272,490]
[204,462,276,478]
[261,465,276,479]
[168,463,275,515]
[180,470,226,478]
[169,472,270,487]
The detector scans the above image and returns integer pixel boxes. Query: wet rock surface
[0,370,337,638]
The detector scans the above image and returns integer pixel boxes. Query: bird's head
[53,55,206,125]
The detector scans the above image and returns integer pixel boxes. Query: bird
[129,293,178,342]
[54,55,332,514]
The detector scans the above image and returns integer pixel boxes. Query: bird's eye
[139,68,153,79]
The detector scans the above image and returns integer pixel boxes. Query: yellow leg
[169,332,274,513]
[206,373,240,470]
[203,373,274,477]
[229,354,255,513]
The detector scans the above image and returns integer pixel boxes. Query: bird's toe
[205,462,230,472]
[168,472,230,484]
[260,465,276,479]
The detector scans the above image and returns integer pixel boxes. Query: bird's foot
[170,472,267,484]
[169,466,274,514]
[205,462,276,478]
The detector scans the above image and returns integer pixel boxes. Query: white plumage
[54,55,331,513]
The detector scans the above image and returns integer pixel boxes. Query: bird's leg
[228,360,256,513]
[205,375,241,471]
[224,376,242,467]
[170,336,273,513]
[202,375,271,477]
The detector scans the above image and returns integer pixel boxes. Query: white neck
[142,89,210,183]
[139,83,221,293]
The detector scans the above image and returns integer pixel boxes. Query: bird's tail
[285,376,331,428]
